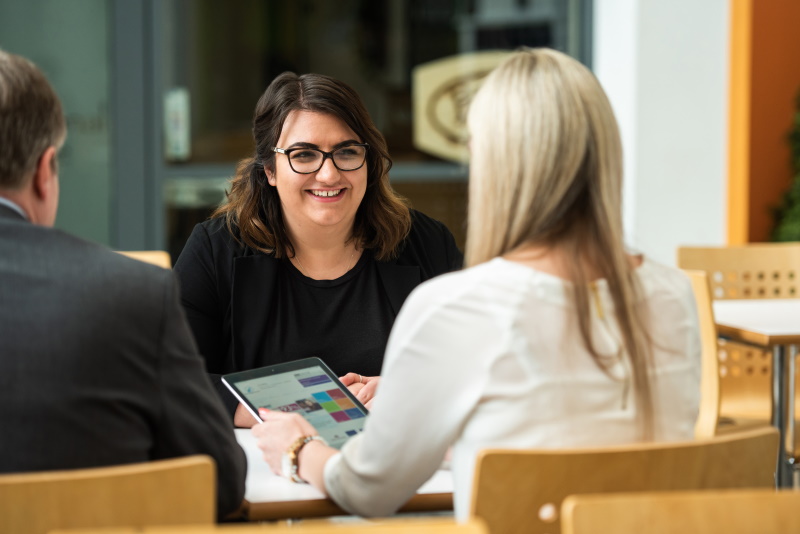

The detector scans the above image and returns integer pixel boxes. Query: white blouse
[323,257,701,519]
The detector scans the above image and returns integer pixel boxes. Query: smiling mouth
[309,189,344,198]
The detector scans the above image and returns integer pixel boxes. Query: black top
[174,209,464,416]
[268,250,393,377]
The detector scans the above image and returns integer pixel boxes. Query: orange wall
[728,0,800,243]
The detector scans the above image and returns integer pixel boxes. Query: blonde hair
[466,48,654,439]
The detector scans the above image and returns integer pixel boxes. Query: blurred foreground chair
[51,518,488,534]
[0,455,214,534]
[561,488,800,534]
[469,426,778,534]
[117,250,172,269]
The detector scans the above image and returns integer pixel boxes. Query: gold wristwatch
[281,435,328,483]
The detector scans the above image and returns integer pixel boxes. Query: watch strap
[285,435,328,483]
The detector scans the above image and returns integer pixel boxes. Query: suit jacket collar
[0,198,28,221]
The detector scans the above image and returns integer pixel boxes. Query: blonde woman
[252,48,701,519]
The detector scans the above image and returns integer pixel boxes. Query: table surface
[235,429,454,520]
[713,299,800,345]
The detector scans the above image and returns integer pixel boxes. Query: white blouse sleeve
[323,275,500,517]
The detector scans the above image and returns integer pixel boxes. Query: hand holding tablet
[222,357,369,450]
[340,373,380,409]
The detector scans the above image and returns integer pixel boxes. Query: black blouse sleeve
[174,223,227,371]
[173,221,239,417]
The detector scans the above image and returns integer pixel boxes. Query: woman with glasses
[174,72,463,427]
[252,48,700,518]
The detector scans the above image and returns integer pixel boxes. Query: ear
[265,166,277,186]
[32,146,58,201]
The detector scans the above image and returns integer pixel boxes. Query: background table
[235,429,454,520]
[713,299,800,487]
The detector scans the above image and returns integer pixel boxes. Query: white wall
[593,0,730,266]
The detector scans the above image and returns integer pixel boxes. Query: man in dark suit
[0,50,246,519]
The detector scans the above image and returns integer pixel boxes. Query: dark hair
[0,50,66,189]
[215,72,411,259]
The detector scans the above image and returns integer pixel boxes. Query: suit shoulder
[44,228,167,277]
[89,243,174,290]
[19,227,175,305]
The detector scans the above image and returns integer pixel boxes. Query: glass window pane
[161,0,590,255]
[0,0,111,245]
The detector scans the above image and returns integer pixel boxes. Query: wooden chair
[51,518,488,534]
[469,426,778,534]
[0,455,215,534]
[683,269,721,439]
[561,488,800,534]
[677,245,800,443]
[677,243,800,301]
[117,250,172,269]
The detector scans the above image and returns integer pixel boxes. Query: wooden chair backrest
[676,243,800,300]
[683,269,721,439]
[561,488,800,534]
[469,426,778,534]
[677,244,800,424]
[117,250,172,269]
[0,455,215,534]
[51,518,488,534]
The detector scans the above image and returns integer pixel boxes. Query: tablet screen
[222,357,368,450]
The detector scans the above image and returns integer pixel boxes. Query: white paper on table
[235,429,452,503]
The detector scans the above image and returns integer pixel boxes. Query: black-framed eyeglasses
[271,143,369,174]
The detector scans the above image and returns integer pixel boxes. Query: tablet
[222,357,368,450]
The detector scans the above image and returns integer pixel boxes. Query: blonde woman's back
[324,256,700,519]
[465,48,657,438]
[314,48,699,522]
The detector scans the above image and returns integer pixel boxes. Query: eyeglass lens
[287,145,367,173]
